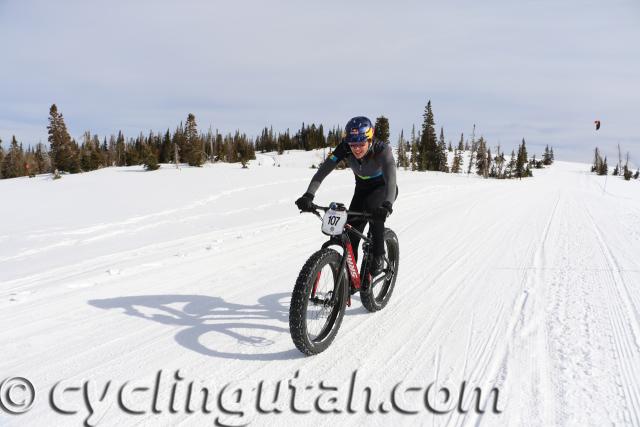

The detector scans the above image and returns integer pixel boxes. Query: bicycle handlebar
[308,203,372,218]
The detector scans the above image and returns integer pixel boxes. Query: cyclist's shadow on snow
[88,292,303,361]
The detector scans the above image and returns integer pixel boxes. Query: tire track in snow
[303,183,535,427]
[0,214,304,295]
[211,181,510,424]
[540,194,600,425]
[2,178,306,263]
[463,191,561,427]
[583,201,640,425]
[419,186,549,426]
[348,182,544,426]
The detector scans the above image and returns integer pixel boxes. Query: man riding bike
[295,116,398,276]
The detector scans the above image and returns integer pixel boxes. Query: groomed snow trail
[1,157,639,426]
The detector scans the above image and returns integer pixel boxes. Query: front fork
[340,236,373,308]
[322,228,373,308]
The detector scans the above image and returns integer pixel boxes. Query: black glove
[295,192,315,212]
[373,201,393,220]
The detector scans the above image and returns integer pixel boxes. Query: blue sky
[1,0,639,163]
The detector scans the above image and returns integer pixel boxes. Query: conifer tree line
[591,146,638,181]
[254,123,340,154]
[394,100,553,179]
[0,104,260,178]
[1,101,554,180]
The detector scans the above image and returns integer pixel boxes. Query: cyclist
[295,116,397,276]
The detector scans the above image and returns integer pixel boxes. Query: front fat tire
[361,228,399,312]
[289,248,347,355]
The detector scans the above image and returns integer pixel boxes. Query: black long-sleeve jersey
[305,140,397,205]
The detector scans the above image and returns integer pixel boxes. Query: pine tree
[543,145,552,165]
[34,142,50,174]
[80,131,102,171]
[600,157,608,175]
[326,125,343,148]
[1,136,25,178]
[184,113,203,166]
[125,134,141,166]
[374,116,390,143]
[115,131,126,166]
[420,100,438,171]
[276,129,288,155]
[396,129,409,169]
[173,122,185,164]
[506,150,516,178]
[88,135,104,170]
[475,136,487,176]
[204,126,214,163]
[159,129,172,163]
[437,127,449,172]
[515,138,527,178]
[623,152,632,180]
[24,146,37,177]
[91,136,101,168]
[231,131,255,168]
[100,136,109,166]
[409,140,417,171]
[451,149,462,173]
[47,104,79,173]
[143,143,160,171]
[457,133,464,151]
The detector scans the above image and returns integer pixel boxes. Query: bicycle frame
[310,204,374,307]
[339,224,372,307]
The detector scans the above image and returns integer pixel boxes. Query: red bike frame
[309,204,373,307]
[343,224,373,307]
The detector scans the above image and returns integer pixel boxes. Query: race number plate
[321,208,348,236]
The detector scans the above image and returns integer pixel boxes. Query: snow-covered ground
[1,151,639,426]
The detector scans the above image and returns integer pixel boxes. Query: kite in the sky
[595,120,601,130]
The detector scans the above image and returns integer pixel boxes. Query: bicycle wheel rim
[305,263,342,342]
[372,239,397,302]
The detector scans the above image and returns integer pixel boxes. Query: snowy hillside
[1,151,639,426]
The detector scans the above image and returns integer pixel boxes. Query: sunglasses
[347,139,371,148]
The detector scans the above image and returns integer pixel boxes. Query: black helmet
[344,116,374,143]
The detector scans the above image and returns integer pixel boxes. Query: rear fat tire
[289,248,347,355]
[360,228,399,312]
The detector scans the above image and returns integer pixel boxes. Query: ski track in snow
[1,158,640,426]
[0,178,307,264]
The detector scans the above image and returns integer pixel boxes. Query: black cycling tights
[347,182,397,260]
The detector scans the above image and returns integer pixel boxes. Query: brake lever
[297,206,323,221]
